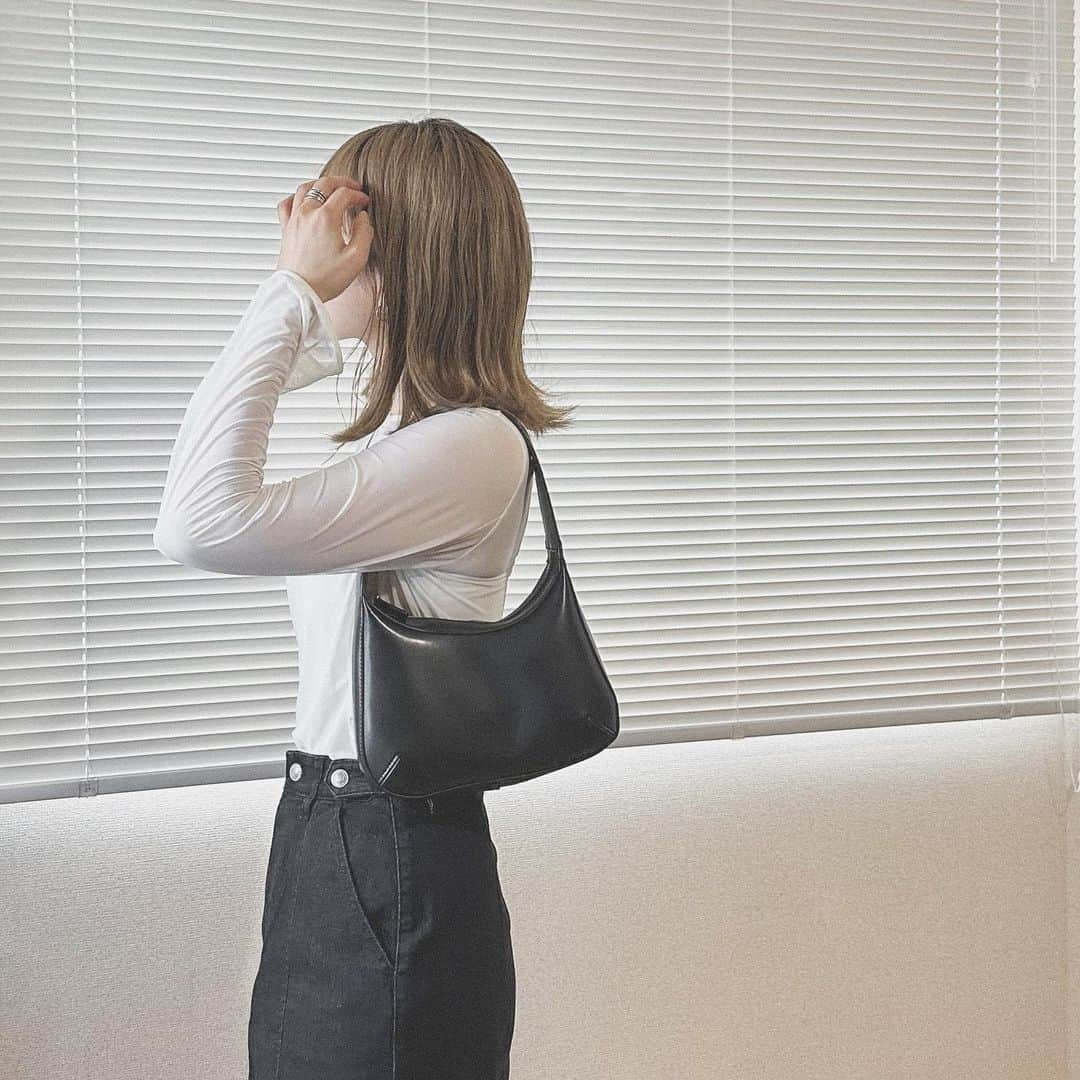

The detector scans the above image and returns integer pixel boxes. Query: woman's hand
[276,176,373,304]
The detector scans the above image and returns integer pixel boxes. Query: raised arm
[152,267,528,577]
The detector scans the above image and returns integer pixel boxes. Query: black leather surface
[352,409,619,798]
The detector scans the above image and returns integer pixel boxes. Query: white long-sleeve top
[153,268,533,759]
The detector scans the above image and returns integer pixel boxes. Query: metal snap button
[330,768,350,788]
[288,763,303,781]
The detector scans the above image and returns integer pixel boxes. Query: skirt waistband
[284,748,391,799]
[282,748,485,806]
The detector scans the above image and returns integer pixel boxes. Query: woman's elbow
[153,511,202,568]
[153,506,286,576]
[153,511,238,574]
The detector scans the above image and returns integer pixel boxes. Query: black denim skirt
[248,749,516,1079]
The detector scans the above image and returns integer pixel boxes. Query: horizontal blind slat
[1,0,1076,801]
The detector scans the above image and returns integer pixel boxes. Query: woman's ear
[324,267,383,342]
[342,199,365,245]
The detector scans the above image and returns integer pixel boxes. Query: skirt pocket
[334,794,401,973]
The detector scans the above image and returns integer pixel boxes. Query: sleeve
[275,268,346,393]
[152,268,529,577]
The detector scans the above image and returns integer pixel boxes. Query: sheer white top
[153,268,532,759]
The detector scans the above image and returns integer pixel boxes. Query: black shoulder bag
[351,409,619,798]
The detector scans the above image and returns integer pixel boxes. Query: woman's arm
[152,268,528,577]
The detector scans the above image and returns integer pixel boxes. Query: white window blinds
[2,0,1077,804]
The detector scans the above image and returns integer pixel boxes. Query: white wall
[2,715,1076,1080]
[1068,735,1080,1080]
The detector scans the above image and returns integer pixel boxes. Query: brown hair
[318,118,573,443]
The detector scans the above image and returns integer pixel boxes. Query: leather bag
[351,408,619,798]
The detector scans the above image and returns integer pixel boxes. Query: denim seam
[272,800,314,1080]
[388,795,401,1080]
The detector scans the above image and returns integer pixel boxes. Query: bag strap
[496,409,561,555]
[358,409,561,604]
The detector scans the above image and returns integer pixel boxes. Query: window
[2,0,1077,803]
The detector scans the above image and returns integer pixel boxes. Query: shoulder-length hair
[319,117,573,443]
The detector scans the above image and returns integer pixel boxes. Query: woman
[153,118,571,1079]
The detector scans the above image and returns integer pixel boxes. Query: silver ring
[304,187,328,204]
